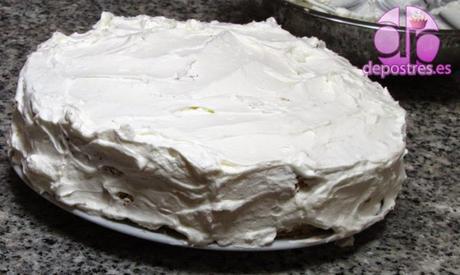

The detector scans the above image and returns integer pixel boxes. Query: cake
[9,12,406,247]
[409,10,428,29]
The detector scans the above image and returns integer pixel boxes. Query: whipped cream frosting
[292,0,460,29]
[9,12,407,247]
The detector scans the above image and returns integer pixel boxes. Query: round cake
[9,12,406,247]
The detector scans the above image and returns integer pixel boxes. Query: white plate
[13,164,348,251]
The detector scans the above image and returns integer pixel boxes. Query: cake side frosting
[9,12,407,247]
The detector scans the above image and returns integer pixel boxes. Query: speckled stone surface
[1,0,459,274]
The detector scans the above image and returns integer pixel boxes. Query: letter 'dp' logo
[374,7,440,65]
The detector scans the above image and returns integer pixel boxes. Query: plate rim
[12,163,352,251]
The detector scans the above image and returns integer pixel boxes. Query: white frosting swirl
[9,12,406,247]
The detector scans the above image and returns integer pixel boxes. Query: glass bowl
[260,0,460,69]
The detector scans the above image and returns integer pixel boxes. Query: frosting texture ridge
[10,12,407,247]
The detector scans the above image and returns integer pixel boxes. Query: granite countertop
[1,0,459,273]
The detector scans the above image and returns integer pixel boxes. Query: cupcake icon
[409,10,428,29]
